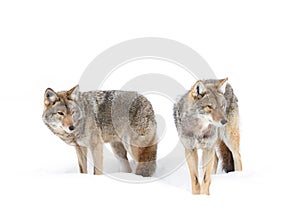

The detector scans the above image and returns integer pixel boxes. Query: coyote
[173,78,242,194]
[42,85,157,176]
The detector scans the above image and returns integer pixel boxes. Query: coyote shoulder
[42,85,157,177]
[173,78,242,194]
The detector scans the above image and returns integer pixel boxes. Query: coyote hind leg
[224,128,242,171]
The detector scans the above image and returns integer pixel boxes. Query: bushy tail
[219,141,234,173]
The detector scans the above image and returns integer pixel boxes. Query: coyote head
[42,85,82,134]
[190,78,228,127]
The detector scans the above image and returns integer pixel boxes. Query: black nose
[69,125,75,131]
[221,119,227,125]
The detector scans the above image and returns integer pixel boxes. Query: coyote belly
[173,78,242,194]
[42,85,157,177]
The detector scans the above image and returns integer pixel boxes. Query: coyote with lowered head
[42,85,157,176]
[173,78,242,194]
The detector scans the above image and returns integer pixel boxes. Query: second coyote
[173,78,242,194]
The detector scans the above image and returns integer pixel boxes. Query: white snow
[0,86,298,218]
[1,1,300,218]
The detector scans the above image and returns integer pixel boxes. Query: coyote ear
[218,78,228,94]
[67,85,79,101]
[191,80,207,97]
[44,88,58,105]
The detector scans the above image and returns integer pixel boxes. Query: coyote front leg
[200,148,215,195]
[91,143,103,175]
[185,148,200,194]
[111,142,132,173]
[75,145,88,174]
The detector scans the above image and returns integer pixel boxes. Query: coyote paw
[200,188,210,195]
[191,184,200,195]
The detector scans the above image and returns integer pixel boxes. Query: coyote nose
[69,125,75,131]
[221,119,227,125]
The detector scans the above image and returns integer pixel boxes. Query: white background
[0,1,299,217]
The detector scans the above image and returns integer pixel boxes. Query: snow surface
[1,1,300,218]
[1,73,298,218]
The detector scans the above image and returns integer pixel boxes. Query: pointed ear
[67,85,80,100]
[218,78,228,94]
[191,80,207,98]
[44,88,58,105]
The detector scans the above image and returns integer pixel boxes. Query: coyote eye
[57,112,64,116]
[207,105,213,109]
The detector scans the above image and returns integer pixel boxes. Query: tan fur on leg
[111,142,132,173]
[226,128,242,171]
[211,150,219,175]
[185,148,200,195]
[200,148,215,195]
[75,145,88,174]
[131,144,157,177]
[231,131,242,171]
[91,144,103,175]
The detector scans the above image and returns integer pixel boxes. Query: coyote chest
[179,115,218,149]
[195,124,218,149]
[189,119,218,149]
